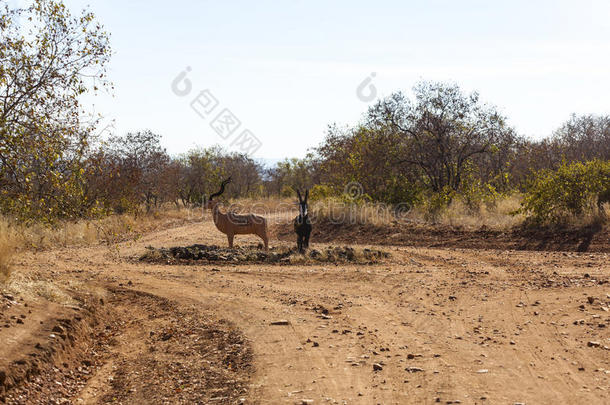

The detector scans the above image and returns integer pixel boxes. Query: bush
[0,220,16,282]
[459,174,503,213]
[280,185,296,198]
[420,187,455,222]
[309,184,335,202]
[519,160,610,224]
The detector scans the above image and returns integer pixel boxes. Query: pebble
[587,341,601,348]
[270,320,290,326]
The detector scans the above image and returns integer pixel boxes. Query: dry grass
[311,199,398,226]
[0,206,200,252]
[0,220,17,282]
[408,194,524,229]
[228,196,295,212]
[309,194,525,230]
[0,204,198,287]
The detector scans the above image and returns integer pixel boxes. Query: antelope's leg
[261,232,269,251]
[227,233,234,248]
[304,233,310,250]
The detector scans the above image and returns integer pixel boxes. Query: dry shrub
[0,205,203,252]
[228,197,294,212]
[310,199,398,227]
[408,194,524,229]
[0,218,17,282]
[309,195,524,230]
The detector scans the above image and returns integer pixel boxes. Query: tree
[368,81,515,193]
[552,114,610,162]
[0,0,111,222]
[106,131,170,212]
[177,147,222,206]
[266,157,315,197]
[216,152,263,198]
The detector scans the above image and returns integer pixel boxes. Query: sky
[44,0,610,159]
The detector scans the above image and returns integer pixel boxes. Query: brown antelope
[206,177,269,251]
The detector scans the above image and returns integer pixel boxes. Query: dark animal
[293,189,312,253]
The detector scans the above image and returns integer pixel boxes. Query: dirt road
[2,218,609,404]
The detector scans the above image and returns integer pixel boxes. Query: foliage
[265,156,316,197]
[0,0,111,223]
[367,81,516,193]
[419,187,455,222]
[308,184,335,202]
[457,165,504,213]
[280,185,295,198]
[519,160,610,224]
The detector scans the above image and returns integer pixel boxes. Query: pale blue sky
[58,0,610,159]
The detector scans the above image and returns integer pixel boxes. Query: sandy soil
[1,216,609,404]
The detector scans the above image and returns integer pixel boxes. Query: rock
[373,363,383,371]
[587,341,601,348]
[476,369,489,373]
[312,341,319,347]
[270,320,290,325]
[405,367,424,373]
[587,296,596,304]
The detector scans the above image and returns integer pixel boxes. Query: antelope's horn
[209,176,232,200]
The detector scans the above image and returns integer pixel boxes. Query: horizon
[57,0,610,160]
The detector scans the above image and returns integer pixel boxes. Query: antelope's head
[206,176,232,209]
[297,189,309,217]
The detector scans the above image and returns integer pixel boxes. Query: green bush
[459,174,502,213]
[309,184,335,202]
[519,160,610,224]
[420,187,455,222]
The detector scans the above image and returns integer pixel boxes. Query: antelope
[293,189,312,253]
[206,177,269,251]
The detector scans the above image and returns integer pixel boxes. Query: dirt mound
[0,290,104,403]
[139,244,390,265]
[276,218,610,252]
